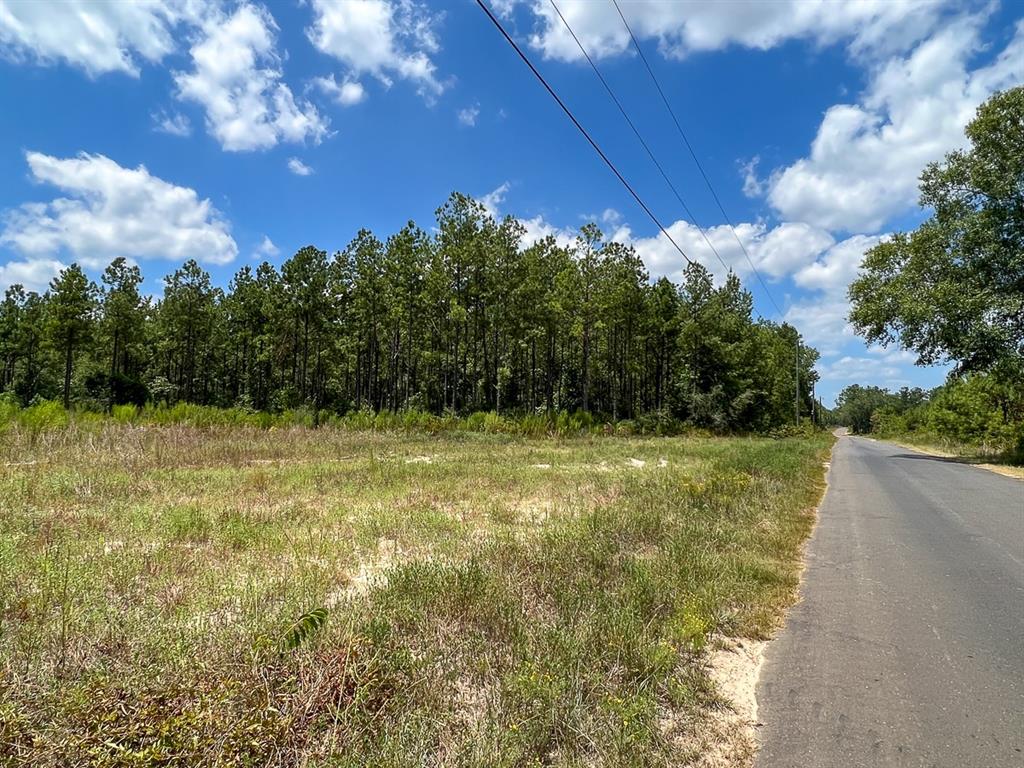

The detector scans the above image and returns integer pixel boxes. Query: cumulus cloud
[767,17,1024,232]
[457,103,480,127]
[0,0,190,77]
[287,157,314,176]
[817,354,905,383]
[523,0,949,63]
[793,234,885,294]
[0,151,237,266]
[0,257,66,293]
[307,0,446,100]
[175,4,329,152]
[618,219,834,286]
[313,73,367,106]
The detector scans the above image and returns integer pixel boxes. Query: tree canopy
[849,87,1024,375]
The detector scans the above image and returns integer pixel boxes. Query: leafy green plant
[281,607,329,651]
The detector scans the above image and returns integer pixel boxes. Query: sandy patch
[327,537,401,607]
[658,636,766,767]
[704,637,766,766]
[515,497,553,524]
[405,455,434,464]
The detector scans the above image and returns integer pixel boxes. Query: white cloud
[0,151,238,266]
[287,157,314,176]
[767,17,1024,232]
[739,157,764,198]
[867,345,918,364]
[457,103,480,127]
[0,0,190,77]
[519,215,577,249]
[524,0,949,63]
[307,0,445,100]
[793,234,885,294]
[477,182,577,246]
[817,354,904,382]
[253,234,279,259]
[785,298,859,357]
[479,181,510,219]
[152,109,192,136]
[0,257,65,293]
[313,73,366,106]
[620,219,834,286]
[175,3,329,152]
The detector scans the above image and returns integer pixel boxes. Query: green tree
[849,87,1024,374]
[47,264,96,408]
[99,257,147,379]
[156,260,219,403]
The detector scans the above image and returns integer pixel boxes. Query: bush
[19,400,68,434]
[111,404,138,424]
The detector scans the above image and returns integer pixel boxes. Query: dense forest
[0,193,818,431]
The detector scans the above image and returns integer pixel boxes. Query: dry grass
[0,420,832,766]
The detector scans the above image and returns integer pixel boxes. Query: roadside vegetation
[0,415,831,766]
[833,367,1023,465]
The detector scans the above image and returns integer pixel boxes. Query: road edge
[702,432,839,767]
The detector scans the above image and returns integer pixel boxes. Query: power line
[478,0,804,424]
[610,0,784,318]
[473,0,696,269]
[548,0,732,277]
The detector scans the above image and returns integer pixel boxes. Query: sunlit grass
[0,421,831,766]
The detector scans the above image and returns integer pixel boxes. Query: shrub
[19,400,68,433]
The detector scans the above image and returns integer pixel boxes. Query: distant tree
[0,286,26,393]
[156,260,219,403]
[99,257,147,379]
[849,87,1024,375]
[47,264,96,408]
[835,385,894,434]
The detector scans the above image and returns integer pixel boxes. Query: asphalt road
[756,434,1024,768]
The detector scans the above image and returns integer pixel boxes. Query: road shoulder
[881,437,1023,480]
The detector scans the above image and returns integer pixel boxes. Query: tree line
[0,194,818,431]
[834,370,1023,459]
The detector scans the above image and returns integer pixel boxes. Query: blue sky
[1,0,1021,404]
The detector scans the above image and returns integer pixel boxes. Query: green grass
[0,420,832,766]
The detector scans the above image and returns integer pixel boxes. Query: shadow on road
[891,452,967,464]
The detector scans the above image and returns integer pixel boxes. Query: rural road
[756,434,1024,767]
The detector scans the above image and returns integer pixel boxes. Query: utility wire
[548,0,732,277]
[610,0,784,318]
[473,0,696,269]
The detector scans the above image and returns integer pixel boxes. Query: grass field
[0,420,832,767]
